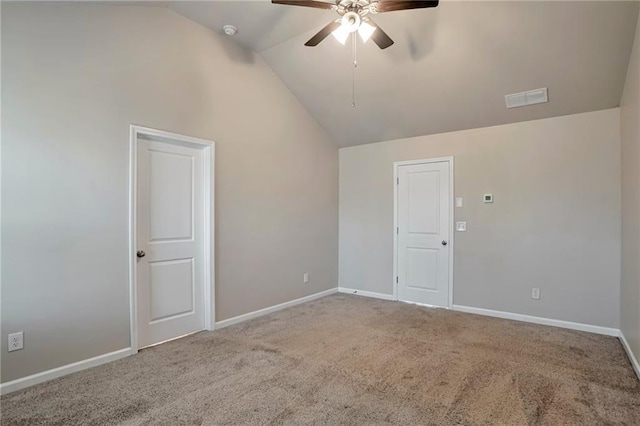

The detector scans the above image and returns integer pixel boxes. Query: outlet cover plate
[8,332,24,352]
[456,221,467,232]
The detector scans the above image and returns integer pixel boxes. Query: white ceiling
[170,1,640,147]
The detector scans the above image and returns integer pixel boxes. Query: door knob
[137,250,146,258]
[441,241,448,246]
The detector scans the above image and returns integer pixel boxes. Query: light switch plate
[456,221,467,232]
[456,197,463,208]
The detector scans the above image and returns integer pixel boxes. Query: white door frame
[128,125,215,353]
[393,157,454,308]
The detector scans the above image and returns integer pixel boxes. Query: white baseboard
[3,294,633,395]
[338,287,395,301]
[1,289,340,395]
[336,291,619,337]
[452,305,619,336]
[215,287,339,329]
[0,348,132,395]
[619,331,640,380]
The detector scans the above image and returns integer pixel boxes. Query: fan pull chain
[352,33,357,108]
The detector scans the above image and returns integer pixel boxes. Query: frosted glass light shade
[358,22,376,43]
[332,24,350,45]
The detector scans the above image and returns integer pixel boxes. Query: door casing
[393,157,454,308]
[129,125,215,353]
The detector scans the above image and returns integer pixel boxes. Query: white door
[136,137,205,348]
[397,161,451,307]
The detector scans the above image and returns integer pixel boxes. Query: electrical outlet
[303,273,309,284]
[8,332,24,352]
[531,288,541,300]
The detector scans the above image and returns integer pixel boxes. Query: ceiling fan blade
[272,0,335,10]
[305,20,342,46]
[375,0,438,13]
[367,19,394,49]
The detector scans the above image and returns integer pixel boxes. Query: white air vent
[505,88,548,109]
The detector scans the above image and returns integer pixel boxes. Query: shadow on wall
[405,12,439,61]
[374,8,440,63]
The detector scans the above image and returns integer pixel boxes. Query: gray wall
[1,3,338,383]
[339,109,621,328]
[621,10,640,364]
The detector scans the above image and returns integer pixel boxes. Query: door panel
[406,247,439,290]
[397,161,451,307]
[408,171,439,234]
[149,258,194,322]
[149,150,194,241]
[137,138,205,348]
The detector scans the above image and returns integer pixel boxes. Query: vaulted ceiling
[169,1,639,147]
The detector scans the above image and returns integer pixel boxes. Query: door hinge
[396,276,398,283]
[397,177,399,185]
[396,227,399,234]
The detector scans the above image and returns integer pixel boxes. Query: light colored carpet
[1,294,639,425]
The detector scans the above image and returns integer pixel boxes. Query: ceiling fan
[272,0,439,49]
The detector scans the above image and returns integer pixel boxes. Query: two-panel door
[136,137,205,348]
[397,161,451,307]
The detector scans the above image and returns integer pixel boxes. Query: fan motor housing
[338,0,373,16]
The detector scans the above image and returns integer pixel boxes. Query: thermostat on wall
[484,194,493,203]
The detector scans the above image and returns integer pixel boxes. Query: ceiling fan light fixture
[274,0,440,49]
[331,23,350,45]
[340,11,361,33]
[358,21,376,43]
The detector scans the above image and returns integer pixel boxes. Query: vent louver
[505,88,548,109]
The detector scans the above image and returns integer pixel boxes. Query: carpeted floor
[2,294,639,425]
